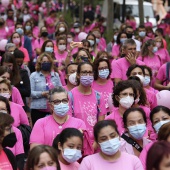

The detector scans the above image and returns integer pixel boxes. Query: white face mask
[134,97,140,104]
[74,28,80,33]
[62,148,82,163]
[154,120,170,133]
[58,45,66,51]
[59,27,65,32]
[88,40,94,46]
[68,72,77,85]
[119,96,134,109]
[143,76,150,86]
[67,37,73,43]
[135,74,144,83]
[99,137,120,155]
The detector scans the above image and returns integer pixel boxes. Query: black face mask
[8,16,13,19]
[80,56,89,62]
[41,32,48,37]
[126,33,133,39]
[41,62,52,71]
[2,132,17,148]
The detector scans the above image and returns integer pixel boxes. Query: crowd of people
[0,0,170,170]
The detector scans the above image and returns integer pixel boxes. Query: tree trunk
[107,0,114,38]
[79,0,84,25]
[138,0,144,25]
[64,0,67,14]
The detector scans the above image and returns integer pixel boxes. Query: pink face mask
[156,42,162,48]
[147,33,153,38]
[40,166,57,170]
[13,38,20,45]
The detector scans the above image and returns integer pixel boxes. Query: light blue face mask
[139,31,146,37]
[120,38,127,44]
[96,38,100,44]
[99,137,120,155]
[54,103,69,117]
[143,76,150,86]
[63,148,82,163]
[25,25,31,30]
[154,120,170,133]
[98,69,110,79]
[152,46,158,53]
[45,47,53,53]
[128,124,146,140]
[16,28,24,35]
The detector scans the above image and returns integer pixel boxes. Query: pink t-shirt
[70,87,107,139]
[34,38,45,50]
[0,27,9,40]
[46,17,55,34]
[6,19,15,28]
[11,86,24,106]
[97,38,106,51]
[144,22,153,27]
[105,108,125,135]
[145,86,159,94]
[138,55,162,79]
[112,44,120,57]
[55,51,68,66]
[156,63,167,85]
[0,150,13,170]
[83,26,92,33]
[7,126,24,156]
[111,57,145,80]
[19,46,30,62]
[139,142,154,170]
[144,88,157,110]
[30,115,86,146]
[155,48,170,64]
[10,102,29,127]
[59,160,80,170]
[92,80,113,111]
[79,152,144,170]
[33,26,40,38]
[120,137,152,156]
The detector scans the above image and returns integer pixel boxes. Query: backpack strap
[68,91,74,117]
[166,62,170,81]
[95,91,101,121]
[121,133,143,152]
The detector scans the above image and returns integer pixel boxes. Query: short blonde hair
[35,52,54,72]
[0,78,12,92]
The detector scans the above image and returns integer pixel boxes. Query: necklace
[54,116,68,129]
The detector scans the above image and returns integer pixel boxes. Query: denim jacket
[30,71,62,109]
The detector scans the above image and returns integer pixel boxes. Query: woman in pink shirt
[70,62,107,140]
[79,119,143,170]
[138,39,162,86]
[0,113,17,170]
[0,79,29,127]
[30,86,86,148]
[92,58,113,113]
[0,66,24,106]
[10,32,30,65]
[142,65,159,94]
[53,128,83,170]
[120,108,152,157]
[105,80,137,135]
[112,32,127,59]
[155,36,170,64]
[26,145,61,170]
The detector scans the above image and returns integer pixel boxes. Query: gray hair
[49,86,68,102]
[122,39,136,49]
[5,43,16,52]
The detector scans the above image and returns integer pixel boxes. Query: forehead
[126,28,133,32]
[46,42,53,46]
[51,92,67,100]
[127,111,144,121]
[81,64,92,71]
[98,125,117,137]
[68,64,78,71]
[153,111,169,119]
[126,44,136,49]
[58,39,66,44]
[99,61,108,67]
[120,87,133,93]
[13,33,20,37]
[78,51,87,56]
[131,67,143,73]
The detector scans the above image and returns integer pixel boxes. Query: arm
[24,36,32,59]
[18,105,29,125]
[154,78,170,91]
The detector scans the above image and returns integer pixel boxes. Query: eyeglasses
[119,93,134,97]
[80,71,93,76]
[51,98,69,105]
